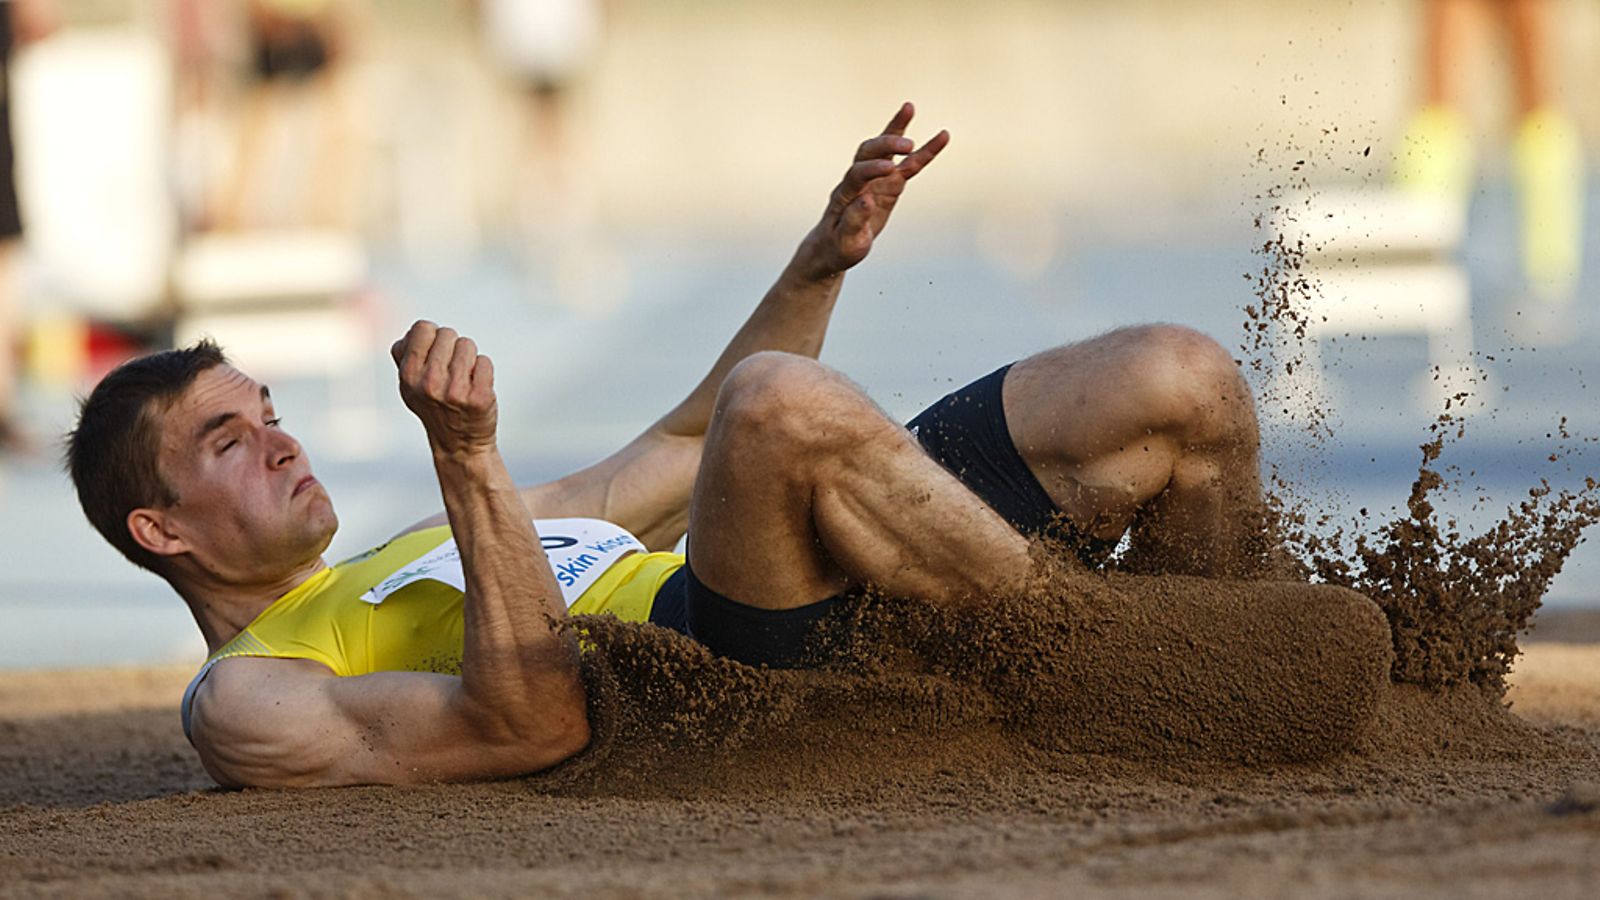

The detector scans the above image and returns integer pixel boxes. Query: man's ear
[128,508,190,559]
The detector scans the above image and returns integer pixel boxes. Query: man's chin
[300,504,339,559]
[314,511,339,552]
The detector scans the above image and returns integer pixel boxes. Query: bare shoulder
[194,655,334,718]
[188,656,344,789]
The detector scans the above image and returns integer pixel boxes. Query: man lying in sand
[66,103,1265,789]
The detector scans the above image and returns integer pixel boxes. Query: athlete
[66,104,1264,789]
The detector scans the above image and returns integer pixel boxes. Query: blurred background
[1,0,1598,669]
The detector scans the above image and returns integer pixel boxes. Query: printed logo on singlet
[359,518,645,609]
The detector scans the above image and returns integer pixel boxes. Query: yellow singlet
[180,523,683,738]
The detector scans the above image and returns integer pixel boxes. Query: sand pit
[1,644,1597,897]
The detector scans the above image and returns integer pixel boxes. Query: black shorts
[658,363,1114,668]
[647,565,833,669]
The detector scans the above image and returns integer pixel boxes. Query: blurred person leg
[478,0,614,309]
[168,0,235,232]
[0,242,25,453]
[303,48,359,230]
[1501,0,1584,305]
[0,26,20,451]
[479,0,599,234]
[0,0,61,453]
[219,0,355,231]
[1394,0,1475,200]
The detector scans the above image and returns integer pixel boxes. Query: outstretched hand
[391,320,498,458]
[801,102,949,279]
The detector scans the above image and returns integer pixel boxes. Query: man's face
[148,365,338,582]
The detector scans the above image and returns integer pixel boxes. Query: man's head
[66,343,337,584]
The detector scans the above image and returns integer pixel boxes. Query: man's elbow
[547,712,592,765]
[507,692,592,773]
[460,688,592,773]
[484,706,591,776]
[530,680,593,767]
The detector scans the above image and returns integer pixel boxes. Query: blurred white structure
[1276,189,1467,258]
[172,230,383,460]
[1273,188,1481,414]
[11,29,176,318]
[11,28,382,455]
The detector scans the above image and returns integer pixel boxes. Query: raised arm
[190,323,589,787]
[519,103,950,548]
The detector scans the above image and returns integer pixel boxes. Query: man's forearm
[655,233,843,438]
[433,447,584,734]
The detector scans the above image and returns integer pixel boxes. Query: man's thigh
[679,355,895,667]
[906,363,1117,568]
[997,325,1260,565]
[683,355,871,613]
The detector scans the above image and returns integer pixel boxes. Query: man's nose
[266,426,302,468]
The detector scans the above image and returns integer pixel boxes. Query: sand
[2,602,1598,899]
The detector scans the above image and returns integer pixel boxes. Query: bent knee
[1123,324,1235,378]
[714,352,874,451]
[717,352,830,424]
[1122,325,1255,442]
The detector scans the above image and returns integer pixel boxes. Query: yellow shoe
[1513,107,1585,303]
[1393,105,1475,200]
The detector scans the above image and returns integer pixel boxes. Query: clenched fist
[391,320,498,458]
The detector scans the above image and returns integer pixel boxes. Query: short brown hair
[65,341,228,573]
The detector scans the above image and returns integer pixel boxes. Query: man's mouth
[293,475,319,498]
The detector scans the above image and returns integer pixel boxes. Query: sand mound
[536,562,1394,800]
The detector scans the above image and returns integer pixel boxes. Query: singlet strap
[180,658,222,745]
